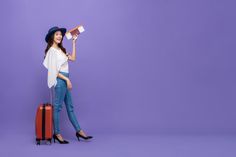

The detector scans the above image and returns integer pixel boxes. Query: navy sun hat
[45,26,67,43]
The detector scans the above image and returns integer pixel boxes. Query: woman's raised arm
[67,34,78,61]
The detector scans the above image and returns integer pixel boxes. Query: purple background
[0,0,236,156]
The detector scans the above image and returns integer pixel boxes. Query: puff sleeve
[43,48,68,88]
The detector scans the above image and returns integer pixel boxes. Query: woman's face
[53,31,63,44]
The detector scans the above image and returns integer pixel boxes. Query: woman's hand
[72,34,78,42]
[66,79,72,90]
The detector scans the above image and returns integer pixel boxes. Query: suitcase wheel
[36,139,40,145]
[47,139,52,144]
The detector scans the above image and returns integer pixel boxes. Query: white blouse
[43,47,69,88]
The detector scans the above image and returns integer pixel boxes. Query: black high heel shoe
[76,132,93,141]
[53,134,69,144]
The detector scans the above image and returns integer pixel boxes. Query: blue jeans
[52,71,81,134]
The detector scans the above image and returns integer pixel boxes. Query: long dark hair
[44,32,67,58]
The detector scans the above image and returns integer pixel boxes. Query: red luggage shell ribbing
[35,103,53,145]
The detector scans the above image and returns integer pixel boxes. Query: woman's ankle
[76,129,82,134]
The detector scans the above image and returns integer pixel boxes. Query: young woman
[43,26,93,144]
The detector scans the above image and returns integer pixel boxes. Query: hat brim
[45,28,66,43]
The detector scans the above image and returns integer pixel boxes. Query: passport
[65,25,85,40]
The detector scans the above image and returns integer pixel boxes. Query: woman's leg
[64,88,81,132]
[53,79,67,135]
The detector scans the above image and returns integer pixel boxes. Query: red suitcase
[35,103,53,145]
